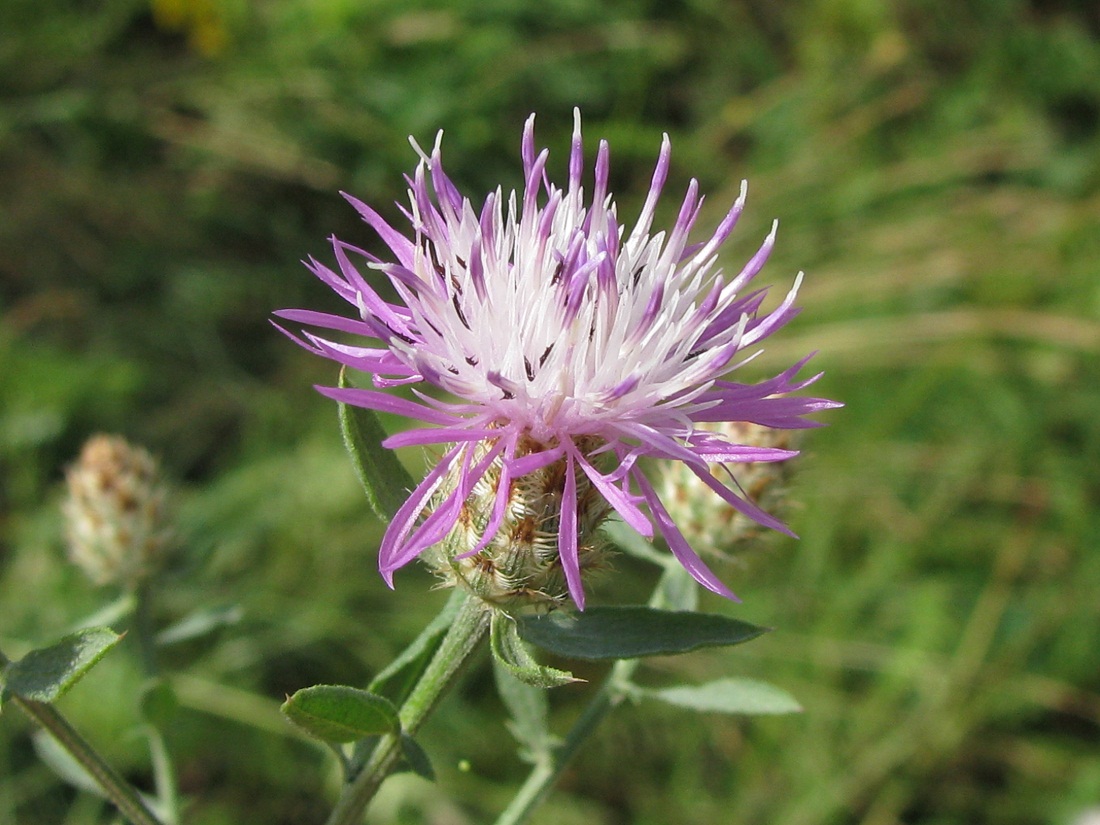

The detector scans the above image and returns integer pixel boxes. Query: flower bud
[657,422,798,560]
[63,435,170,588]
[424,436,612,609]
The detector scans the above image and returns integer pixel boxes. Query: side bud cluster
[63,434,170,589]
[424,436,612,609]
[658,422,798,560]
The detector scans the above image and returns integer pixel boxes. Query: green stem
[11,695,164,825]
[494,657,639,825]
[492,564,690,825]
[324,593,490,825]
[133,582,159,678]
[133,582,180,825]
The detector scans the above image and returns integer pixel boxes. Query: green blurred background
[2,0,1099,822]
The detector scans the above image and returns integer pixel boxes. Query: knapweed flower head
[278,111,839,609]
[657,421,799,560]
[63,434,170,589]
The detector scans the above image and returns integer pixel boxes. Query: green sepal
[518,607,767,660]
[337,366,416,522]
[1,628,122,706]
[369,590,463,705]
[281,685,400,744]
[639,678,802,715]
[490,613,579,689]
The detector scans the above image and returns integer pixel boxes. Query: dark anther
[452,294,471,330]
[551,259,564,285]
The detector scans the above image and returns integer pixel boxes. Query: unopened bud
[658,422,798,559]
[424,435,612,608]
[63,435,170,588]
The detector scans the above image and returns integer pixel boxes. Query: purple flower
[278,111,839,608]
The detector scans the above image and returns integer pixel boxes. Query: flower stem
[324,593,490,825]
[133,581,160,678]
[494,656,639,825]
[133,581,180,825]
[11,694,164,825]
[492,564,691,825]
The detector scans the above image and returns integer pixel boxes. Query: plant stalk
[493,656,639,825]
[132,581,180,825]
[14,695,164,825]
[324,593,490,825]
[492,564,689,825]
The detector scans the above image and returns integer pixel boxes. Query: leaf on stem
[491,655,555,762]
[602,519,670,567]
[1,627,122,705]
[490,613,579,689]
[653,565,700,612]
[31,730,108,796]
[281,685,400,744]
[338,367,416,522]
[155,604,243,647]
[399,734,436,781]
[640,678,802,715]
[518,607,768,660]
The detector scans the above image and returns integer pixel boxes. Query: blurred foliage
[2,0,1099,823]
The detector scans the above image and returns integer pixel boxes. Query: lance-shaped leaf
[492,655,555,762]
[338,367,415,522]
[32,731,108,796]
[399,734,436,781]
[281,685,399,744]
[156,604,243,647]
[490,613,578,689]
[518,607,767,660]
[2,628,121,705]
[641,678,802,715]
[602,519,670,567]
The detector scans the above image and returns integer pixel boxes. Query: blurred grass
[2,0,1099,823]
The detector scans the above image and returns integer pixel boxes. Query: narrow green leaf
[369,590,462,705]
[490,613,579,689]
[602,519,670,567]
[337,367,416,522]
[2,628,122,704]
[518,607,767,660]
[66,593,135,634]
[281,685,399,744]
[654,565,699,612]
[492,654,554,761]
[399,734,436,781]
[156,604,243,647]
[349,736,380,776]
[31,731,107,796]
[642,678,802,715]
